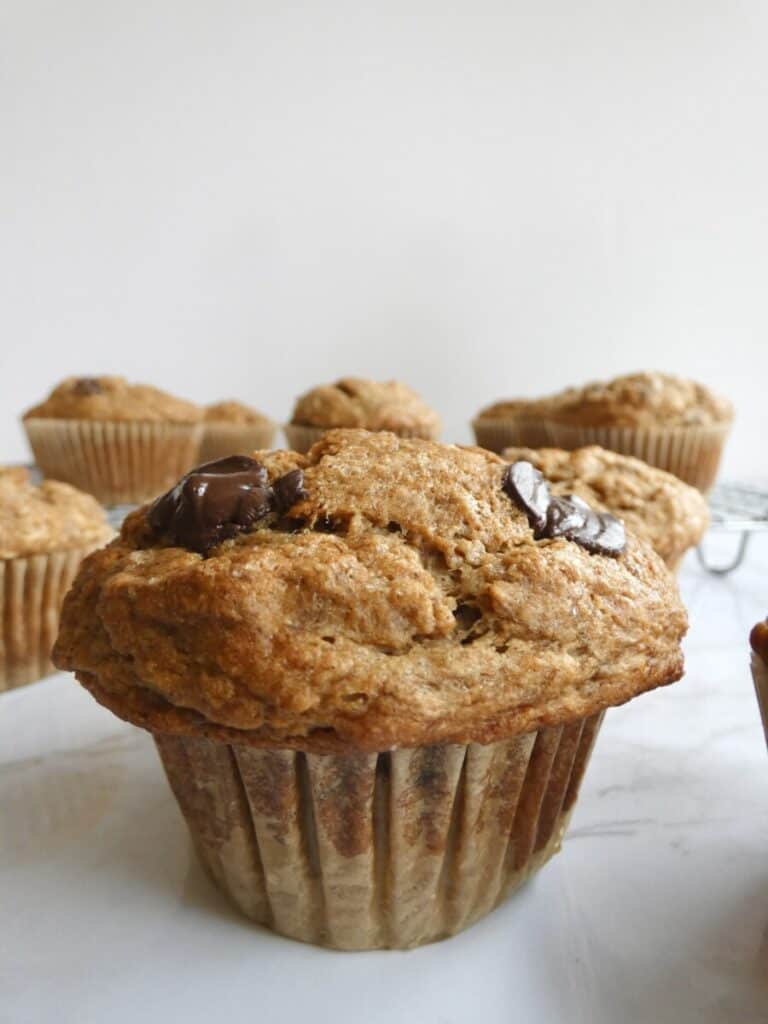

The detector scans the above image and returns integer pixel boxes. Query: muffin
[199,401,277,462]
[23,376,204,505]
[501,445,710,571]
[285,377,440,453]
[53,431,686,950]
[0,467,112,691]
[473,399,552,454]
[750,620,768,747]
[475,372,732,492]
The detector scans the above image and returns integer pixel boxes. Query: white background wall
[2,1,766,477]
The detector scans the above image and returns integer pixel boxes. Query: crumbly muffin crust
[205,400,273,425]
[290,378,440,435]
[751,620,768,665]
[54,430,686,752]
[539,372,732,428]
[475,399,541,421]
[0,468,113,559]
[24,377,202,423]
[501,446,709,565]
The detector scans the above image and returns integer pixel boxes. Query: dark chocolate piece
[502,461,550,534]
[72,377,103,396]
[148,455,273,554]
[272,469,308,514]
[502,461,625,557]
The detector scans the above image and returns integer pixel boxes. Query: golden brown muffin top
[204,400,273,425]
[290,377,440,435]
[539,371,732,428]
[751,620,768,665]
[475,399,542,421]
[0,468,113,559]
[476,372,732,429]
[53,430,686,753]
[502,446,709,566]
[24,377,202,423]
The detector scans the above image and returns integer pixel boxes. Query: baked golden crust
[204,400,273,425]
[0,468,113,558]
[24,377,202,423]
[501,446,709,566]
[53,430,686,752]
[476,372,731,429]
[290,378,440,435]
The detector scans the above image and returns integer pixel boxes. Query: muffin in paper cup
[500,445,710,573]
[0,469,112,692]
[540,421,731,494]
[22,376,204,504]
[199,401,277,462]
[750,621,768,748]
[286,377,441,454]
[53,431,687,950]
[472,416,552,455]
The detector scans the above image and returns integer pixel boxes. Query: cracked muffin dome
[0,468,112,559]
[290,377,440,436]
[502,445,709,568]
[53,430,687,752]
[24,376,201,423]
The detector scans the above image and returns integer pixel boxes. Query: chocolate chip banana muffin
[502,445,709,570]
[23,376,203,504]
[199,400,276,462]
[54,430,686,949]
[286,377,440,452]
[750,620,768,748]
[1,468,112,690]
[476,372,732,491]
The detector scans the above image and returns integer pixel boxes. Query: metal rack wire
[697,481,768,575]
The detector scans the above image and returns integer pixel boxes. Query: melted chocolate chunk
[502,461,625,557]
[72,377,103,396]
[502,461,550,534]
[148,455,273,553]
[272,468,308,514]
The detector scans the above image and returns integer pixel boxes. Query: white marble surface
[1,534,767,1024]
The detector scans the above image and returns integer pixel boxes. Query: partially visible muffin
[199,400,276,462]
[23,376,203,504]
[1,467,112,690]
[54,429,686,949]
[474,372,733,490]
[501,445,709,570]
[286,377,440,452]
[750,619,768,747]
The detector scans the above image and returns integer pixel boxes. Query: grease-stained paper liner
[540,421,731,493]
[24,418,203,505]
[284,423,439,455]
[471,418,553,455]
[751,653,768,750]
[155,711,603,950]
[0,547,96,692]
[199,422,278,463]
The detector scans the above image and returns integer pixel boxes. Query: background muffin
[502,445,710,570]
[472,398,551,453]
[476,372,732,491]
[1,467,112,690]
[750,620,768,747]
[199,400,276,462]
[54,431,686,950]
[285,376,440,452]
[23,376,203,505]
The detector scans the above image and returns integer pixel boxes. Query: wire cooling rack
[697,481,768,575]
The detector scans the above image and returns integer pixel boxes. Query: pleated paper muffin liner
[284,423,439,455]
[155,711,603,950]
[471,417,554,455]
[0,547,97,692]
[24,418,203,505]
[751,653,768,749]
[198,422,278,463]
[539,421,731,493]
